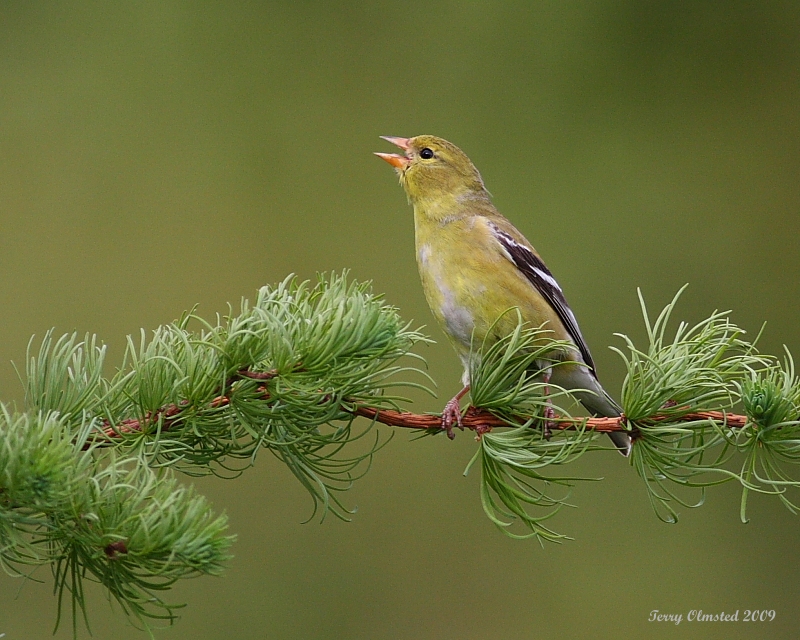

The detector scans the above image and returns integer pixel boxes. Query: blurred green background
[1,2,799,638]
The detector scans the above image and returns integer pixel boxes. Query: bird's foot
[441,396,464,440]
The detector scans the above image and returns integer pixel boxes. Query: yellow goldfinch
[376,135,631,455]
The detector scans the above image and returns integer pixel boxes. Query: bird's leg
[542,367,555,440]
[442,385,470,440]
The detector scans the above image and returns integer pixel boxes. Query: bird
[375,135,631,455]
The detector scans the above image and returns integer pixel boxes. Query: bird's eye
[419,148,434,159]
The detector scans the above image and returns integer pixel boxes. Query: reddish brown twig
[93,384,750,446]
[352,407,748,435]
[87,364,753,445]
[93,369,275,443]
[236,370,280,381]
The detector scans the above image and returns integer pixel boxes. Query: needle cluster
[2,273,429,635]
[467,288,800,540]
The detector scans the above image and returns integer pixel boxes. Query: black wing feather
[490,224,597,375]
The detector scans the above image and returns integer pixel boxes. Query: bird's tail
[574,385,632,457]
[606,428,632,457]
[545,365,632,456]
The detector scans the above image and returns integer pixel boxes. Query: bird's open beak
[375,136,411,169]
[380,136,410,149]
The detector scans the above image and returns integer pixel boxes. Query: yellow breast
[414,213,571,361]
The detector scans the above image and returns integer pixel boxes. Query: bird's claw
[441,397,464,440]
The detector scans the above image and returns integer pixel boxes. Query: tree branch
[352,406,749,434]
[94,376,750,443]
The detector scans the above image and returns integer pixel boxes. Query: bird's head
[375,135,487,207]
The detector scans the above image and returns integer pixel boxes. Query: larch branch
[93,378,750,445]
